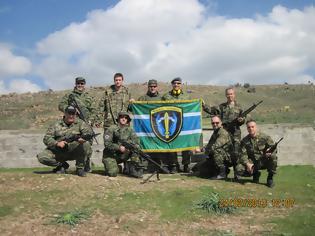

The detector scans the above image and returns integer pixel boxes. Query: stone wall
[0,124,314,168]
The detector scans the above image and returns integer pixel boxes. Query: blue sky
[0,0,314,93]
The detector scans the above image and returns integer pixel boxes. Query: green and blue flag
[131,99,202,152]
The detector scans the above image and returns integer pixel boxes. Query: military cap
[75,77,86,83]
[65,105,76,114]
[148,79,158,86]
[117,111,132,122]
[171,77,182,84]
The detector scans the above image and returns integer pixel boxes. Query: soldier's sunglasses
[149,86,157,88]
[76,82,85,85]
[173,82,181,85]
[211,122,220,125]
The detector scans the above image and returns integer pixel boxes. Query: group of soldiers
[36,73,278,187]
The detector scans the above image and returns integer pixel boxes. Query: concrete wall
[0,124,314,168]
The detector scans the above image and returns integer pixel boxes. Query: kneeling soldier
[37,106,93,177]
[102,112,143,178]
[235,120,278,187]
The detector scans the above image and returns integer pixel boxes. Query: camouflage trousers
[102,151,143,177]
[37,142,92,169]
[235,154,278,176]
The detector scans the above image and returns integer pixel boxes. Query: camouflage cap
[148,79,158,86]
[171,77,182,84]
[117,111,132,122]
[65,105,76,114]
[75,77,86,84]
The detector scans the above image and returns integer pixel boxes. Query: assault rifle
[223,100,263,129]
[57,133,101,150]
[120,140,170,183]
[264,137,284,156]
[69,94,99,144]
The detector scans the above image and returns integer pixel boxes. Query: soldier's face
[247,122,257,137]
[172,81,182,90]
[226,89,235,103]
[211,117,222,130]
[64,113,76,124]
[75,82,85,91]
[118,116,129,125]
[148,84,158,94]
[114,76,124,88]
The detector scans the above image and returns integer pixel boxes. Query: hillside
[0,83,314,130]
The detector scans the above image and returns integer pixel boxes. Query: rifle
[57,133,101,149]
[120,140,170,183]
[223,100,263,129]
[69,94,99,144]
[264,137,284,156]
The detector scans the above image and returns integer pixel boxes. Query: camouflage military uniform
[162,90,192,172]
[103,124,143,178]
[58,88,99,125]
[37,118,93,170]
[236,132,278,176]
[99,85,131,129]
[194,127,234,178]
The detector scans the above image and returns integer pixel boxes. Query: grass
[0,165,314,234]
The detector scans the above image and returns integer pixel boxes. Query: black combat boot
[76,168,87,177]
[53,162,69,174]
[210,166,226,180]
[84,158,92,173]
[183,164,191,173]
[169,165,177,174]
[129,163,143,178]
[267,173,274,188]
[253,171,261,184]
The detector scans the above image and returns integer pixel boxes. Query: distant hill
[0,83,314,130]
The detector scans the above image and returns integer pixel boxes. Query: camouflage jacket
[218,101,244,129]
[138,92,162,101]
[205,127,234,157]
[43,118,93,150]
[99,85,131,126]
[103,124,140,154]
[58,88,99,125]
[162,90,191,100]
[239,132,276,164]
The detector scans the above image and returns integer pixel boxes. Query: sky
[0,0,314,94]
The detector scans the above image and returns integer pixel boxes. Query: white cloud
[34,0,315,90]
[0,44,32,78]
[0,79,41,94]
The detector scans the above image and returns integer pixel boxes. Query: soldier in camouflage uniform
[204,87,244,176]
[99,73,133,131]
[235,120,278,187]
[103,112,143,178]
[162,77,192,173]
[58,77,99,172]
[37,106,93,177]
[192,116,233,179]
[138,79,165,173]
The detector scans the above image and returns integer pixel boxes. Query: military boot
[253,171,261,184]
[76,168,87,177]
[210,166,227,180]
[266,173,274,188]
[129,163,143,178]
[169,165,177,174]
[183,164,191,173]
[53,162,69,174]
[84,158,92,173]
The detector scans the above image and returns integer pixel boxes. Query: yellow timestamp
[219,198,295,208]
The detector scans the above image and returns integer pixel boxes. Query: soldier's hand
[78,138,86,144]
[119,145,126,153]
[237,117,244,123]
[129,98,135,103]
[56,141,67,149]
[246,162,254,174]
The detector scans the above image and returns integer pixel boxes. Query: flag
[131,99,202,152]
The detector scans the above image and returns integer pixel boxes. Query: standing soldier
[58,77,99,172]
[99,73,134,131]
[162,77,192,173]
[204,87,244,174]
[138,79,164,172]
[37,106,93,177]
[235,120,278,187]
[103,112,144,178]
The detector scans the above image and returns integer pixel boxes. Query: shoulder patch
[104,134,110,140]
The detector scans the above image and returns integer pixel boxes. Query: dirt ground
[0,169,304,235]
